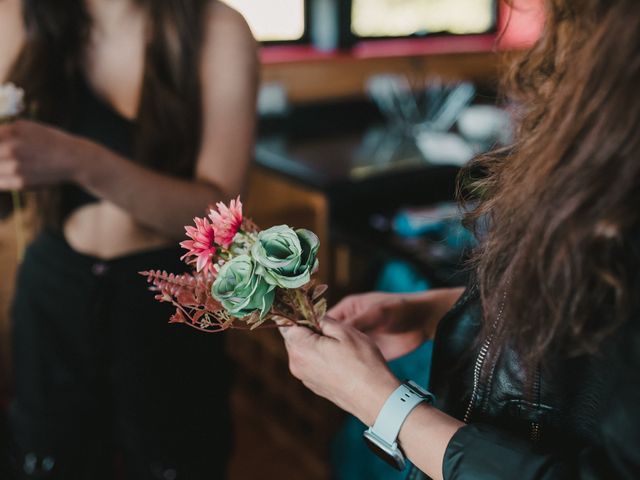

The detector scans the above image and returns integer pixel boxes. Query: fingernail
[278,326,289,337]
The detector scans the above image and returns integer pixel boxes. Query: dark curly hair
[461,0,640,367]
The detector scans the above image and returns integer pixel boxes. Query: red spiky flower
[209,196,243,248]
[180,216,217,275]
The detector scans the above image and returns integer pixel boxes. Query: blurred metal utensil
[427,82,476,132]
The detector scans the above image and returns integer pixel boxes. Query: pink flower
[208,196,243,248]
[180,216,217,274]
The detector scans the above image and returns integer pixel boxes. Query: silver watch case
[363,428,406,471]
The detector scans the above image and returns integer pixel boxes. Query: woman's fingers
[0,159,27,190]
[328,302,377,331]
[327,297,355,321]
[0,141,18,161]
[0,160,19,176]
[279,324,323,382]
[0,174,23,190]
[318,315,350,340]
[278,323,317,345]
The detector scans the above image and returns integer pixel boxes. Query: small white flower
[0,83,25,120]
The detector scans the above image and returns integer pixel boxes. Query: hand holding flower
[0,119,89,190]
[279,317,401,426]
[328,289,464,360]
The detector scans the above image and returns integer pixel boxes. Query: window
[221,0,307,43]
[350,0,497,39]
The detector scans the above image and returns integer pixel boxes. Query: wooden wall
[262,51,504,104]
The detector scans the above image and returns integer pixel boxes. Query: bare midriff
[63,202,175,259]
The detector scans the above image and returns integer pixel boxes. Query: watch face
[363,432,406,471]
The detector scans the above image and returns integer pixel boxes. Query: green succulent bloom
[251,225,320,289]
[211,255,275,318]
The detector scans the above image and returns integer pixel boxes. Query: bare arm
[402,287,467,337]
[397,405,464,480]
[284,287,468,478]
[280,317,463,480]
[75,4,258,238]
[282,314,640,480]
[0,0,24,84]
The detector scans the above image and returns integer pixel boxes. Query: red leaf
[169,310,186,324]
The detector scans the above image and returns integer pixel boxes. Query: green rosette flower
[251,225,320,289]
[211,255,275,318]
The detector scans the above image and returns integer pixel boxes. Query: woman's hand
[329,292,427,360]
[329,292,414,331]
[0,120,88,190]
[281,318,464,480]
[329,288,464,361]
[280,317,401,426]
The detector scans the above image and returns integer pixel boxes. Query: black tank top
[58,77,135,220]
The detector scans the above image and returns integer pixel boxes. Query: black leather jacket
[416,284,640,479]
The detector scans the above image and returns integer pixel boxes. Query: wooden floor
[226,329,341,480]
[229,407,328,480]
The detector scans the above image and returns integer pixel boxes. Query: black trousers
[9,232,232,480]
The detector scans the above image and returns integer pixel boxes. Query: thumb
[318,315,350,340]
[278,323,318,344]
[327,302,350,321]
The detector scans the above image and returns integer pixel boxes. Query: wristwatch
[363,380,435,471]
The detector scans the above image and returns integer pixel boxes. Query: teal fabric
[375,261,431,293]
[330,340,434,480]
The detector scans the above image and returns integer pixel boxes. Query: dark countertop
[256,127,461,212]
[255,127,469,287]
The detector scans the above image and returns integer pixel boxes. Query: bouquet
[0,83,26,260]
[141,197,328,332]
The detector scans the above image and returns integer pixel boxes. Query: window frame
[339,0,500,47]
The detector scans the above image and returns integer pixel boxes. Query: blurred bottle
[311,0,339,51]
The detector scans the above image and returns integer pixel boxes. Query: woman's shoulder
[204,1,256,49]
[199,1,257,77]
[199,1,258,95]
[0,0,25,82]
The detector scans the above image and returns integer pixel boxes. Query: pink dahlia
[209,196,243,248]
[180,216,217,274]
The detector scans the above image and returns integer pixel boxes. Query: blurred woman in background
[281,0,640,478]
[0,0,258,478]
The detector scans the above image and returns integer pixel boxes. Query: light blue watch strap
[370,381,435,445]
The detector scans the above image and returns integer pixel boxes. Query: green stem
[11,190,25,262]
[294,288,319,330]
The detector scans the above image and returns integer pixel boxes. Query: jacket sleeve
[442,343,640,479]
